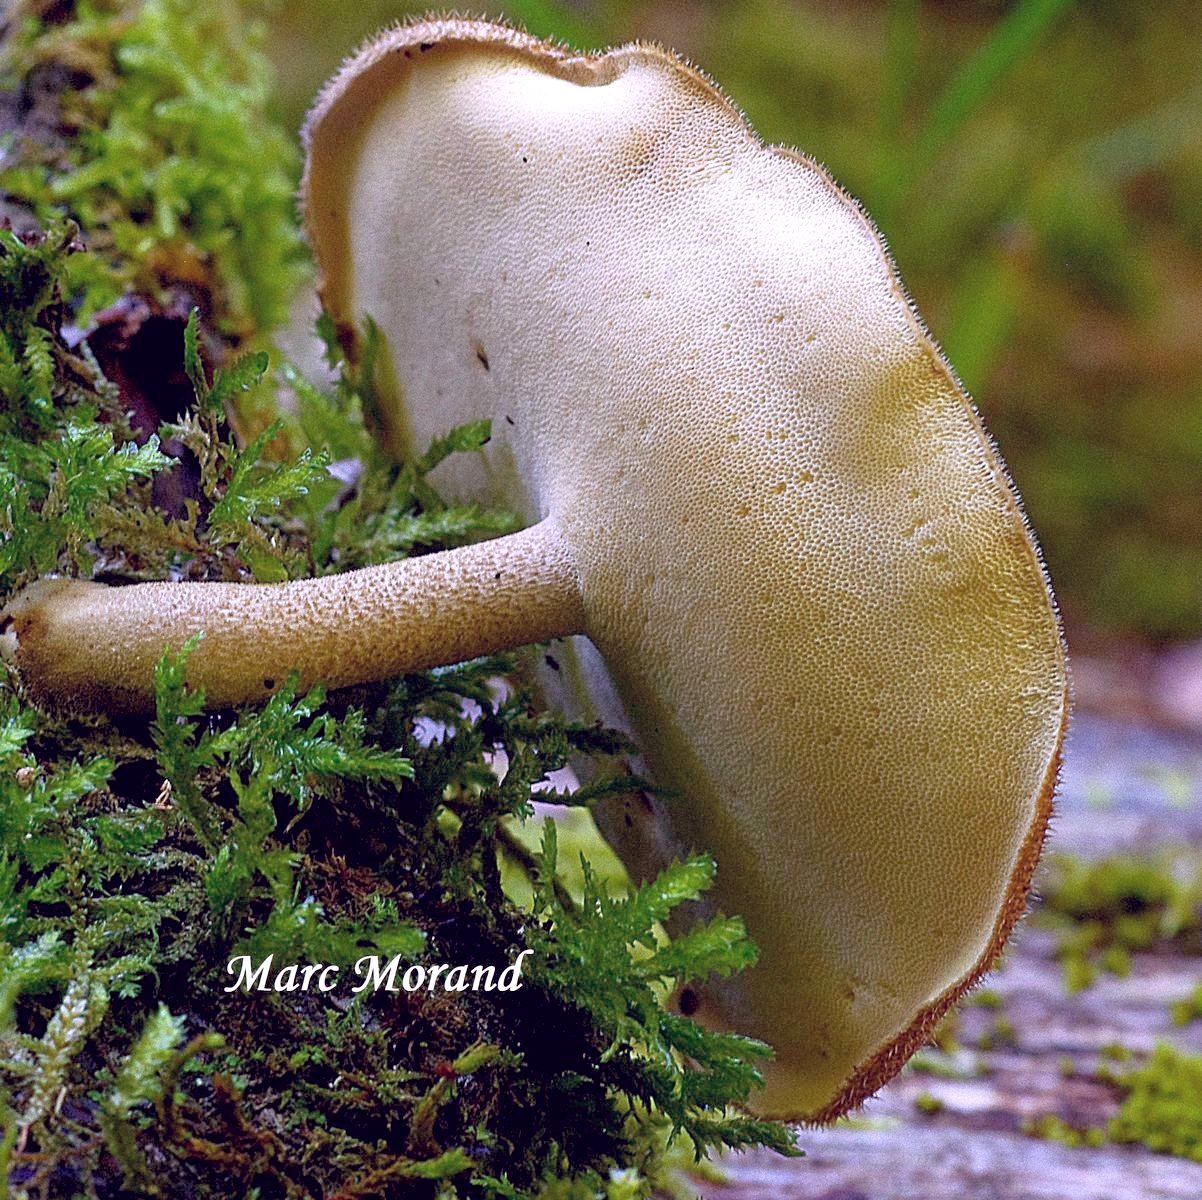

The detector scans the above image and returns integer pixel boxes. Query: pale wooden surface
[694,709,1202,1198]
[700,1124,1202,1200]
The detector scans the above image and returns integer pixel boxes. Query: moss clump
[0,221,169,591]
[3,0,304,337]
[1106,1043,1202,1162]
[1023,1114,1106,1151]
[1035,851,1202,993]
[1170,982,1202,1027]
[966,988,1003,1010]
[974,1015,1017,1053]
[1029,1043,1202,1164]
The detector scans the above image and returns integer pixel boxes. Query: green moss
[1171,982,1202,1027]
[1099,1041,1135,1064]
[1035,852,1202,993]
[0,222,169,592]
[1024,1114,1106,1150]
[967,988,1003,1010]
[1028,1044,1202,1163]
[975,1015,1017,1052]
[1109,1044,1202,1162]
[3,0,304,337]
[906,1050,979,1080]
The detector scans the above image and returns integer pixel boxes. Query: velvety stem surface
[1,519,584,713]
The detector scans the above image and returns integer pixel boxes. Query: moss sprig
[527,822,799,1161]
[3,0,305,336]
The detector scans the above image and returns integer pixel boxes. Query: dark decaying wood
[696,707,1202,1198]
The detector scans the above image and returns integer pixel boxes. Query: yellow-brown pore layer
[803,711,1065,1124]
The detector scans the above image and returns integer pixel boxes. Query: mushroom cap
[303,19,1068,1120]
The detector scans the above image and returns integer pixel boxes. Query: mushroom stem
[0,519,584,714]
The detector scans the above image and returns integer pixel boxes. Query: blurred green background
[265,0,1202,642]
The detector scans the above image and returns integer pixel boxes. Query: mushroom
[0,18,1068,1121]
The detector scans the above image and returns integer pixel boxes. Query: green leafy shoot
[0,227,172,591]
[527,821,800,1160]
[183,306,207,402]
[151,636,419,963]
[204,421,330,560]
[107,1003,185,1117]
[150,634,223,852]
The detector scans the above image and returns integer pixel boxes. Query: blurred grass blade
[941,249,1025,394]
[914,0,1076,172]
[878,0,921,142]
[872,0,921,215]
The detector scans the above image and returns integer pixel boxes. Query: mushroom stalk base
[0,519,584,713]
